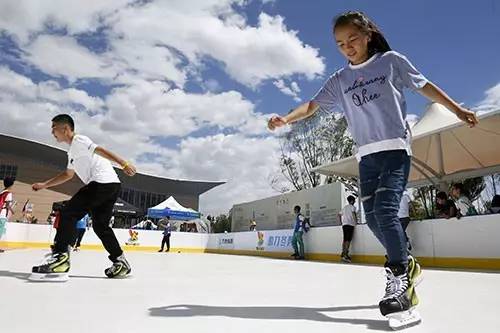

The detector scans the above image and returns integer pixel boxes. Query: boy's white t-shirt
[340,204,357,226]
[67,135,120,185]
[0,191,13,219]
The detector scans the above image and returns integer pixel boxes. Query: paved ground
[0,249,499,333]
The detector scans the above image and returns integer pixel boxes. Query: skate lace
[41,252,66,265]
[382,268,409,299]
[382,268,398,299]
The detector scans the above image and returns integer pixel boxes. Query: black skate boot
[29,251,70,282]
[105,253,131,278]
[379,264,421,330]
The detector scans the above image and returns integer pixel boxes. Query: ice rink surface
[1,249,499,333]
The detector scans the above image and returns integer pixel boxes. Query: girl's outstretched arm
[268,101,320,130]
[418,82,479,127]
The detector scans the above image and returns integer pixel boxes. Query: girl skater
[268,11,478,329]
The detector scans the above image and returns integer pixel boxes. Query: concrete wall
[231,182,346,232]
[2,214,500,270]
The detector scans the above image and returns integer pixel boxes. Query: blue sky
[0,0,499,214]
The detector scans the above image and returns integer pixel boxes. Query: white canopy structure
[313,103,500,188]
[147,196,200,220]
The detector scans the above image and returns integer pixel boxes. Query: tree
[212,214,232,233]
[412,185,437,219]
[275,110,357,192]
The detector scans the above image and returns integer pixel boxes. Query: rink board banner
[2,214,500,270]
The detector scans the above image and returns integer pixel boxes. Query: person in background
[0,177,15,253]
[249,220,257,231]
[158,216,172,252]
[291,205,306,260]
[339,195,357,263]
[435,191,458,219]
[397,189,412,250]
[73,214,89,251]
[450,183,478,217]
[486,194,500,214]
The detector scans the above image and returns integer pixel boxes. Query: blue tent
[147,196,200,221]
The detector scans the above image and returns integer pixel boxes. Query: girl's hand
[455,107,479,127]
[267,116,288,131]
[32,182,47,191]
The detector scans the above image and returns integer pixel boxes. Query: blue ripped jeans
[359,150,411,266]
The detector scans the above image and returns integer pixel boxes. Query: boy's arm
[418,82,478,127]
[32,169,75,191]
[95,146,136,176]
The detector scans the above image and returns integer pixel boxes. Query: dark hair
[452,183,464,192]
[3,176,14,188]
[436,191,448,200]
[166,216,170,219]
[294,205,301,212]
[333,11,391,57]
[491,195,500,208]
[347,195,356,204]
[52,114,75,131]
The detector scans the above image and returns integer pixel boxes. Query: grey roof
[0,133,224,195]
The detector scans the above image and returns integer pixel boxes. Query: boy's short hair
[3,176,14,188]
[52,114,75,131]
[347,195,356,203]
[294,205,301,212]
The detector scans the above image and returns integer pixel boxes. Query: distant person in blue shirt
[158,216,172,252]
[291,205,306,260]
[73,214,89,251]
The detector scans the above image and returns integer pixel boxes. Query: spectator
[158,216,172,252]
[249,220,257,231]
[451,183,478,217]
[0,177,15,253]
[435,191,458,219]
[486,195,500,214]
[291,205,305,260]
[73,214,89,251]
[397,190,412,251]
[338,195,357,263]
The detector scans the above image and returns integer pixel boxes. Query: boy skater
[30,114,136,281]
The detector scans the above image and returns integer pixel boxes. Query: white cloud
[102,80,261,137]
[0,67,284,214]
[476,82,500,111]
[163,134,287,214]
[406,113,419,128]
[105,2,326,87]
[0,0,132,43]
[0,0,327,216]
[24,35,114,82]
[273,79,302,102]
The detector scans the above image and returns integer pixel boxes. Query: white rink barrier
[2,214,500,270]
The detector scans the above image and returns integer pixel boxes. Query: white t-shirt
[341,204,357,226]
[397,192,411,218]
[67,135,120,185]
[0,191,13,219]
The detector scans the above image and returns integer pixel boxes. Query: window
[0,164,18,180]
